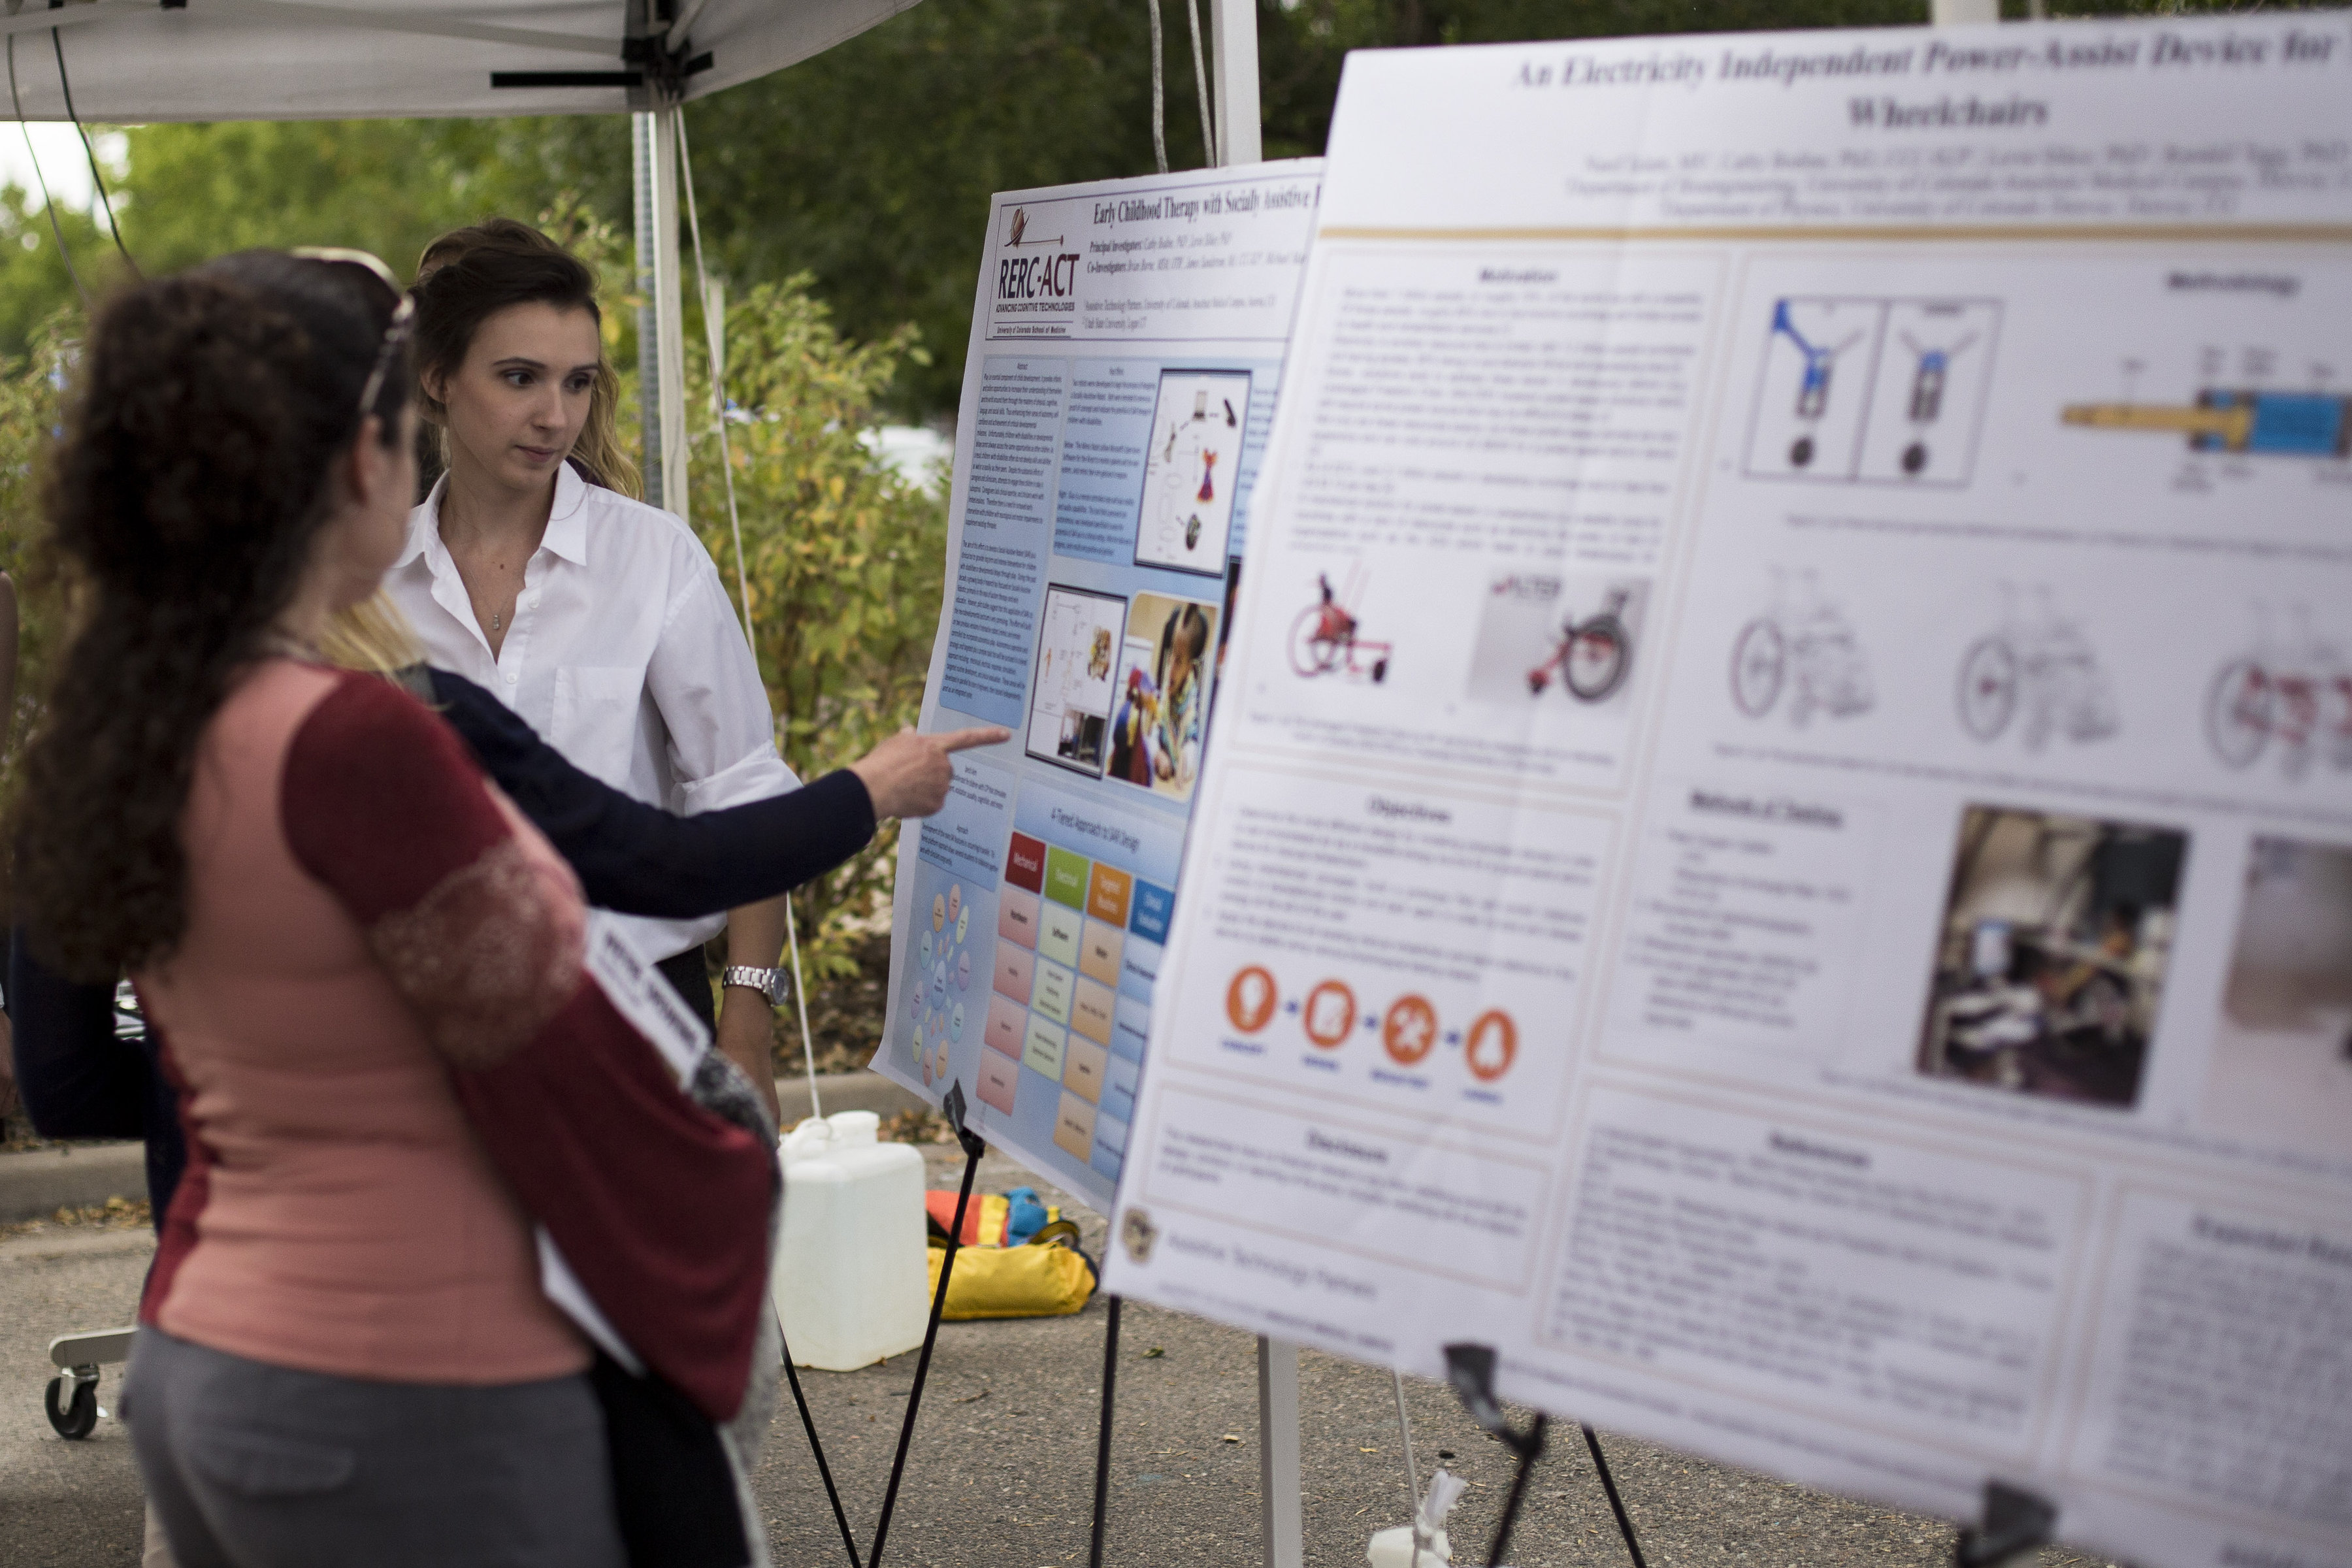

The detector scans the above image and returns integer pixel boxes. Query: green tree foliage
[0,116,595,361]
[681,282,946,990]
[0,327,70,793]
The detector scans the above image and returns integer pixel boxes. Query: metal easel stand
[1444,1343,1652,1568]
[1954,1480,2058,1568]
[775,1322,864,1568]
[1086,1294,1124,1568]
[1442,1344,1551,1567]
[866,1080,987,1568]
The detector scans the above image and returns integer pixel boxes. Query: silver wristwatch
[721,965,790,1006]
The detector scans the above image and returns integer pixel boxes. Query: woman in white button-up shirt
[384,220,794,1120]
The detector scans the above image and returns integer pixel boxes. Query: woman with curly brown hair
[8,250,782,1567]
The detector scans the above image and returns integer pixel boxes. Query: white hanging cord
[1393,1370,1425,1560]
[676,110,825,1125]
[1182,0,1217,167]
[1146,0,1168,174]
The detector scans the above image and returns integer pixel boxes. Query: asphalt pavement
[0,1144,2129,1568]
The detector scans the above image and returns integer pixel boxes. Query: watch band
[721,965,789,1006]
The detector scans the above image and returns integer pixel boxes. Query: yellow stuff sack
[924,1225,1098,1320]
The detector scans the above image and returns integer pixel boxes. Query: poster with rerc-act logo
[879,161,1322,1212]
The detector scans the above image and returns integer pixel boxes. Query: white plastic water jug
[772,1109,930,1371]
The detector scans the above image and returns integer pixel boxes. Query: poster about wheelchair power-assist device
[1105,17,2352,1568]
[879,161,1323,1213]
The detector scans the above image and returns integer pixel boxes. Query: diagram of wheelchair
[2204,606,2352,776]
[1290,568,1391,683]
[1525,585,1635,700]
[1729,569,1873,725]
[1957,584,2119,749]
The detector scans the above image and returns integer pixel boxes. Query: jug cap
[827,1109,881,1145]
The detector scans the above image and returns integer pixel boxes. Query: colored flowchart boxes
[992,941,1034,1005]
[977,1047,1019,1114]
[1064,1037,1109,1105]
[1045,846,1090,909]
[1071,976,1117,1047]
[983,823,1179,1189]
[985,994,1026,1058]
[998,886,1040,948]
[1004,833,1046,894]
[1038,901,1083,969]
[1024,1017,1067,1079]
[1032,958,1075,1026]
[1053,1091,1097,1160]
[1128,879,1174,944]
[1086,862,1132,926]
[1079,919,1124,988]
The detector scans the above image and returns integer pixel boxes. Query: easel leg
[1955,1480,2058,1568]
[1580,1425,1647,1568]
[1486,1414,1548,1568]
[1441,1343,1549,1568]
[1258,1336,1303,1568]
[1086,1294,1122,1568]
[778,1326,862,1568]
[868,1082,986,1568]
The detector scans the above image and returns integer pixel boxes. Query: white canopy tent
[1,0,1263,515]
[0,0,919,121]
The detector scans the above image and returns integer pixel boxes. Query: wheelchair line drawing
[2205,604,2352,776]
[1526,585,1634,701]
[1289,566,1391,683]
[1957,583,2119,749]
[1730,568,1873,725]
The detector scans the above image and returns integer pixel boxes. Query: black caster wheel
[1372,659,1388,683]
[1789,435,1815,468]
[1902,441,1928,475]
[45,1373,99,1440]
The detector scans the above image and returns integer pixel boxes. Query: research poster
[1103,17,2352,1568]
[879,161,1324,1212]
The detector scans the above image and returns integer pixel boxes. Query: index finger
[932,725,1013,754]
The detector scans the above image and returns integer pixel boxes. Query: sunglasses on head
[289,247,417,423]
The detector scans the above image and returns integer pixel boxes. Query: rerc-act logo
[997,252,1079,301]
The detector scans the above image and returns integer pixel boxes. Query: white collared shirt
[386,462,798,962]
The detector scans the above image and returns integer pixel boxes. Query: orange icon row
[1224,966,1516,1081]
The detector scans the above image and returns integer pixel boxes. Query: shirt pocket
[551,666,649,789]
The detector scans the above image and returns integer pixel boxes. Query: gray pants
[125,1328,624,1568]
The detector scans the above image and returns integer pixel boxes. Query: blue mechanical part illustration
[1770,299,1865,467]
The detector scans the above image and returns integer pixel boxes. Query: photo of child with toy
[1106,591,1221,804]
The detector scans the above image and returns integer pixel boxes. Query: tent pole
[1208,0,1260,165]
[632,105,691,519]
[632,110,664,506]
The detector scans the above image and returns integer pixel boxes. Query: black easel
[1442,1344,1653,1568]
[1954,1480,2057,1568]
[866,1080,987,1568]
[1442,1344,1549,1567]
[777,1325,863,1568]
[1577,1424,1647,1568]
[1086,1294,1123,1568]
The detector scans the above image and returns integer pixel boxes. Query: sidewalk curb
[0,1072,918,1221]
[777,1068,924,1128]
[0,1143,146,1224]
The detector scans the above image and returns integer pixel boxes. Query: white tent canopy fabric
[0,0,916,122]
